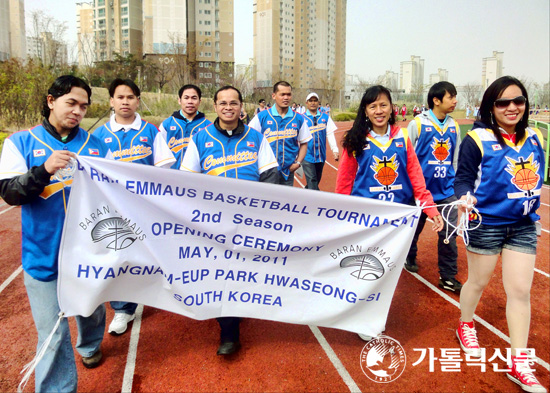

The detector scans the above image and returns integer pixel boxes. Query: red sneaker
[507,354,547,393]
[456,319,481,357]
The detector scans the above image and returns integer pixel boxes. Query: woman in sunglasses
[455,76,546,393]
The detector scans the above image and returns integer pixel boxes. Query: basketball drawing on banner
[340,254,385,281]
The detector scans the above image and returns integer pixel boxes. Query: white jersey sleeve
[248,116,261,133]
[257,136,278,174]
[152,131,176,168]
[0,138,27,180]
[326,117,339,154]
[180,138,202,172]
[298,121,312,144]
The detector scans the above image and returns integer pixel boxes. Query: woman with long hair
[455,76,546,393]
[336,86,443,340]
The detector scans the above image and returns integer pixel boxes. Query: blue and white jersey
[351,128,414,204]
[303,110,338,163]
[181,123,278,181]
[411,114,459,200]
[468,127,545,225]
[0,125,109,281]
[248,106,311,179]
[159,111,211,169]
[94,113,175,167]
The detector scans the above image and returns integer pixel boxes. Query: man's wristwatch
[294,161,302,167]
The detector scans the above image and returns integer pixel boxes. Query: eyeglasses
[216,101,240,108]
[494,96,526,109]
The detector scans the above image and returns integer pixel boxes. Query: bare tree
[28,10,68,68]
[461,82,482,107]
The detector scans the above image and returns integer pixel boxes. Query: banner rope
[421,192,481,246]
[18,313,64,393]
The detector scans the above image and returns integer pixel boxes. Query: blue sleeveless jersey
[253,109,306,178]
[7,125,108,281]
[161,114,211,169]
[304,111,330,163]
[94,119,159,165]
[469,127,545,225]
[191,124,266,180]
[414,116,458,200]
[351,128,414,204]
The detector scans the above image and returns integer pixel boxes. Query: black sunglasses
[494,96,526,109]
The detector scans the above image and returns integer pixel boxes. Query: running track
[0,120,548,392]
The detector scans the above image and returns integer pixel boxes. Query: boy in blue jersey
[302,92,339,190]
[248,81,311,186]
[181,86,278,356]
[0,76,108,391]
[94,79,175,335]
[159,84,212,169]
[405,81,462,293]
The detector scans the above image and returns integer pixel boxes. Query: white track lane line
[121,304,144,393]
[0,205,16,215]
[294,176,306,188]
[0,266,22,295]
[309,326,362,393]
[409,271,550,371]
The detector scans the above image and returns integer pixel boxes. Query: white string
[18,313,64,393]
[421,192,482,246]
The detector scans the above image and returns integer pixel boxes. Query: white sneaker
[358,333,374,341]
[108,313,135,335]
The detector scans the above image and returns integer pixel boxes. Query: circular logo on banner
[359,335,406,383]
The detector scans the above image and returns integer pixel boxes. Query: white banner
[58,156,421,337]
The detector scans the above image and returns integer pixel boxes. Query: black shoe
[439,277,462,293]
[82,350,102,369]
[404,259,419,273]
[217,341,241,356]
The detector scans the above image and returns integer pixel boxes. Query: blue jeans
[277,171,295,186]
[466,219,537,255]
[302,161,325,190]
[24,272,105,393]
[110,301,138,314]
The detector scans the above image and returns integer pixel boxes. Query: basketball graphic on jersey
[371,154,399,190]
[430,137,450,163]
[505,153,540,193]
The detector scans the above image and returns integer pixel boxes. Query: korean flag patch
[492,144,502,151]
[426,127,433,132]
[33,149,46,157]
[170,126,177,131]
[105,137,112,143]
[205,142,214,148]
[140,136,148,142]
[267,120,273,125]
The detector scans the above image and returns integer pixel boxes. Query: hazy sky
[25,0,550,85]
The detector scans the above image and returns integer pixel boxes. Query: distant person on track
[159,84,212,170]
[455,76,546,393]
[465,105,471,119]
[248,81,311,186]
[254,99,267,116]
[0,75,108,391]
[180,86,278,356]
[94,78,175,335]
[302,92,339,190]
[404,82,462,293]
[335,85,443,341]
[401,103,407,121]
